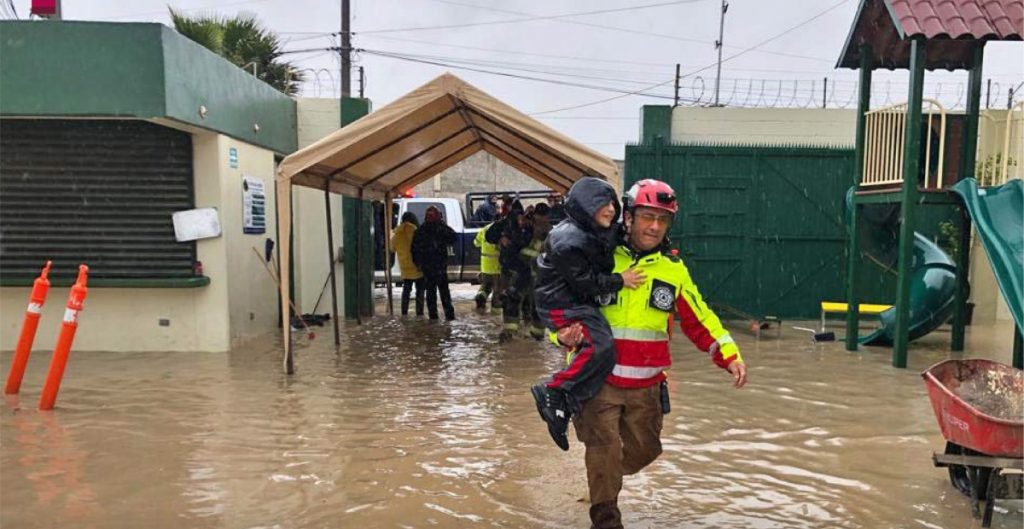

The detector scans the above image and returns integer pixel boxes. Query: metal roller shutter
[0,119,195,282]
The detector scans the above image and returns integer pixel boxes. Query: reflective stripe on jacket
[601,245,741,388]
[475,224,500,275]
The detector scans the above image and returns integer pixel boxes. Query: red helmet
[625,179,677,214]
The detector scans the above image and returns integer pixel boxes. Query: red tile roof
[837,0,1022,70]
[891,0,1022,40]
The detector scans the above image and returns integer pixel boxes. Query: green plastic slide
[846,187,958,346]
[850,178,1023,347]
[951,178,1023,332]
[858,233,958,347]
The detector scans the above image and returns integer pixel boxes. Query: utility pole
[341,0,352,98]
[674,63,680,107]
[359,66,365,98]
[714,0,728,106]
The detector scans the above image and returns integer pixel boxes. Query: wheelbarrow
[922,359,1024,527]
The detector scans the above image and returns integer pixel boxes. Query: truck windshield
[403,201,445,225]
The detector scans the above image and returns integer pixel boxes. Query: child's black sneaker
[530,384,570,451]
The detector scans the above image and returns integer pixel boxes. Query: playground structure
[837,0,1023,368]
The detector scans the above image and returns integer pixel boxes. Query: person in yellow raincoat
[474,221,503,312]
[390,211,423,316]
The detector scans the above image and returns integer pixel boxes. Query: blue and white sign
[229,147,239,168]
[242,175,266,234]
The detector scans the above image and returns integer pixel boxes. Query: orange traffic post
[5,261,52,395]
[39,265,89,411]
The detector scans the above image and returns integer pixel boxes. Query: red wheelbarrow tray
[921,359,1024,458]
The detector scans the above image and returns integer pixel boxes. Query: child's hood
[564,177,620,234]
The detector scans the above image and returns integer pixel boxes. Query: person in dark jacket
[546,192,566,223]
[530,177,645,451]
[411,206,457,320]
[520,203,552,340]
[472,194,498,223]
[486,199,534,342]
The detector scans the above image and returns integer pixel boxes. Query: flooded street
[2,289,1022,529]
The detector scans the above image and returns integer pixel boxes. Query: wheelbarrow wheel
[944,442,990,498]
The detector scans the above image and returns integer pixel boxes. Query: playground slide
[950,178,1023,332]
[858,233,958,346]
[847,188,958,346]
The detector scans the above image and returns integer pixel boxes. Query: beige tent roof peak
[277,72,620,201]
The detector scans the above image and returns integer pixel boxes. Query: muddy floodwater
[2,289,1022,528]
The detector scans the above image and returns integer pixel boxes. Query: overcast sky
[10,0,1023,158]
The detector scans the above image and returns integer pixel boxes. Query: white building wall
[671,108,857,147]
[293,98,344,315]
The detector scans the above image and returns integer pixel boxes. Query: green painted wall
[340,97,373,319]
[624,142,960,319]
[160,26,296,154]
[0,21,296,154]
[625,143,884,319]
[640,105,672,144]
[0,21,166,117]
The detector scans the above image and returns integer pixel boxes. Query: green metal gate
[625,143,888,319]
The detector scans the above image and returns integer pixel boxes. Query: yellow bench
[820,301,892,331]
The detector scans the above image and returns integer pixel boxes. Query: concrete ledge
[0,276,210,288]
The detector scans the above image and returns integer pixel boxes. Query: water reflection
[1,301,1020,528]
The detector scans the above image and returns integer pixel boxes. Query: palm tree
[169,8,305,96]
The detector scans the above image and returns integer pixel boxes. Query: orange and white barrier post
[39,265,89,411]
[5,261,52,395]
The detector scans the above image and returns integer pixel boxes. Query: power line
[529,0,852,115]
[359,48,681,101]
[357,0,710,34]
[358,33,936,77]
[360,34,677,69]
[8,0,18,19]
[104,0,274,20]
[529,79,676,115]
[535,116,637,120]
[281,44,683,92]
[358,49,669,85]
[424,0,836,64]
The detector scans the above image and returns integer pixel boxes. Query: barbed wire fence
[294,71,1022,111]
[677,77,1022,110]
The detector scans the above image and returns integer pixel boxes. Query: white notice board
[172,208,222,242]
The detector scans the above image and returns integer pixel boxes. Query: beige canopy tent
[275,72,620,373]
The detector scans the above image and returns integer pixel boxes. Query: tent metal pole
[356,188,364,325]
[384,192,395,315]
[325,185,341,345]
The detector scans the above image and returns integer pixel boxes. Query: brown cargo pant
[573,383,664,506]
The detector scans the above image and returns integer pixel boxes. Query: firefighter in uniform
[474,222,502,312]
[519,203,551,340]
[555,179,748,529]
[486,200,533,342]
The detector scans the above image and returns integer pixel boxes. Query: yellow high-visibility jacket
[475,224,500,275]
[554,244,742,388]
[390,222,423,280]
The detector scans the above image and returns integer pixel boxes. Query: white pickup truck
[374,197,484,284]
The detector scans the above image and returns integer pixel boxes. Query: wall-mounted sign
[172,208,222,242]
[242,175,266,234]
[229,147,239,168]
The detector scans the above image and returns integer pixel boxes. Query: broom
[251,247,316,340]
